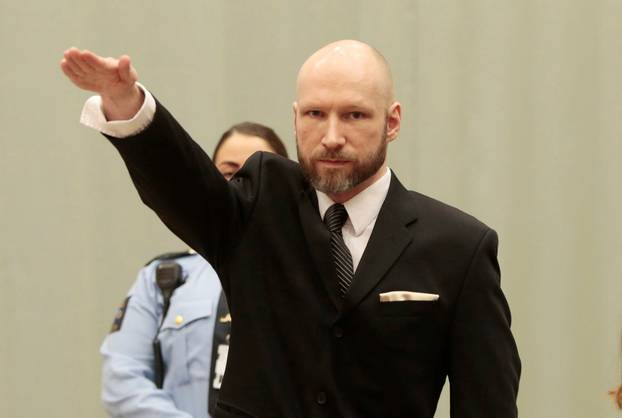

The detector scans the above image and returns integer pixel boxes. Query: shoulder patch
[110,296,131,333]
[144,249,196,266]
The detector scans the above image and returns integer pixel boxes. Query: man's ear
[385,101,401,142]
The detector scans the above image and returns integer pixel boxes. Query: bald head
[293,40,402,202]
[296,40,395,108]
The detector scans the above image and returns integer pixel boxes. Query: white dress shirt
[80,87,392,272]
[315,169,390,272]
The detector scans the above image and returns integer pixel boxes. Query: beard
[297,130,387,194]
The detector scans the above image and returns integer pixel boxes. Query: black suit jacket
[108,100,520,418]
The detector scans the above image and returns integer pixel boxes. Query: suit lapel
[297,187,342,310]
[341,173,418,314]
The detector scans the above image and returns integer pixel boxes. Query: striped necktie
[324,203,354,297]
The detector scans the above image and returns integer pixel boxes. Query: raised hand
[60,47,144,121]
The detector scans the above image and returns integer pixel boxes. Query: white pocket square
[379,291,440,302]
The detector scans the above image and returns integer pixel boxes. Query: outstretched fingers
[60,54,92,89]
[60,57,81,80]
[60,47,142,107]
[64,54,89,77]
[82,50,111,73]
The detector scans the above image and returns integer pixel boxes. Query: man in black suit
[61,40,520,418]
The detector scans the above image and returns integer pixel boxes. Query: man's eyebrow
[342,104,375,111]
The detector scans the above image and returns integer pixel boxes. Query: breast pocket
[159,300,213,386]
[376,300,441,354]
[379,300,439,317]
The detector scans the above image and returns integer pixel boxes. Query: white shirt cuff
[79,82,156,138]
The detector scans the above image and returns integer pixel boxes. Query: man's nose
[321,116,345,149]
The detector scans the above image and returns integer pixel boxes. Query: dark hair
[213,122,288,160]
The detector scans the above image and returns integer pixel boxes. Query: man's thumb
[118,55,137,84]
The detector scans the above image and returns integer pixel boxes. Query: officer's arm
[100,266,192,418]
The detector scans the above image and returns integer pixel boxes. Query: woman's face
[214,133,275,180]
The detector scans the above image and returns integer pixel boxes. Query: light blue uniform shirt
[100,253,222,418]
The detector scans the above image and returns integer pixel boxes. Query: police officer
[100,122,288,418]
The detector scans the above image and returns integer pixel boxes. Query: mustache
[311,149,356,161]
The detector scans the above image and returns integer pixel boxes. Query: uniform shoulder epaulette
[144,249,197,266]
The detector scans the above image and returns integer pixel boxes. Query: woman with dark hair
[213,121,288,180]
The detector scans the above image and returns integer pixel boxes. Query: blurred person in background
[611,334,622,410]
[99,122,288,418]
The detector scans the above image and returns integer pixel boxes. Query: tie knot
[324,204,349,233]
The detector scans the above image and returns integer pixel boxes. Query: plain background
[1,1,621,417]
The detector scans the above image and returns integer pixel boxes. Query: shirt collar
[316,167,391,237]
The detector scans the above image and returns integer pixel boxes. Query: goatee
[297,133,387,194]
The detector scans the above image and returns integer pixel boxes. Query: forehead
[215,133,274,164]
[297,64,387,109]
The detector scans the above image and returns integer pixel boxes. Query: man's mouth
[316,159,351,167]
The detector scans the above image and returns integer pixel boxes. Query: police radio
[153,261,185,389]
[155,261,185,319]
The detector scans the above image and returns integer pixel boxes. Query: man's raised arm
[59,47,254,273]
[60,48,144,122]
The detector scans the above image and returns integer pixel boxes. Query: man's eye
[348,111,365,120]
[306,110,323,118]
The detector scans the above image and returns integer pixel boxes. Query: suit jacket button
[333,326,343,338]
[317,391,327,405]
